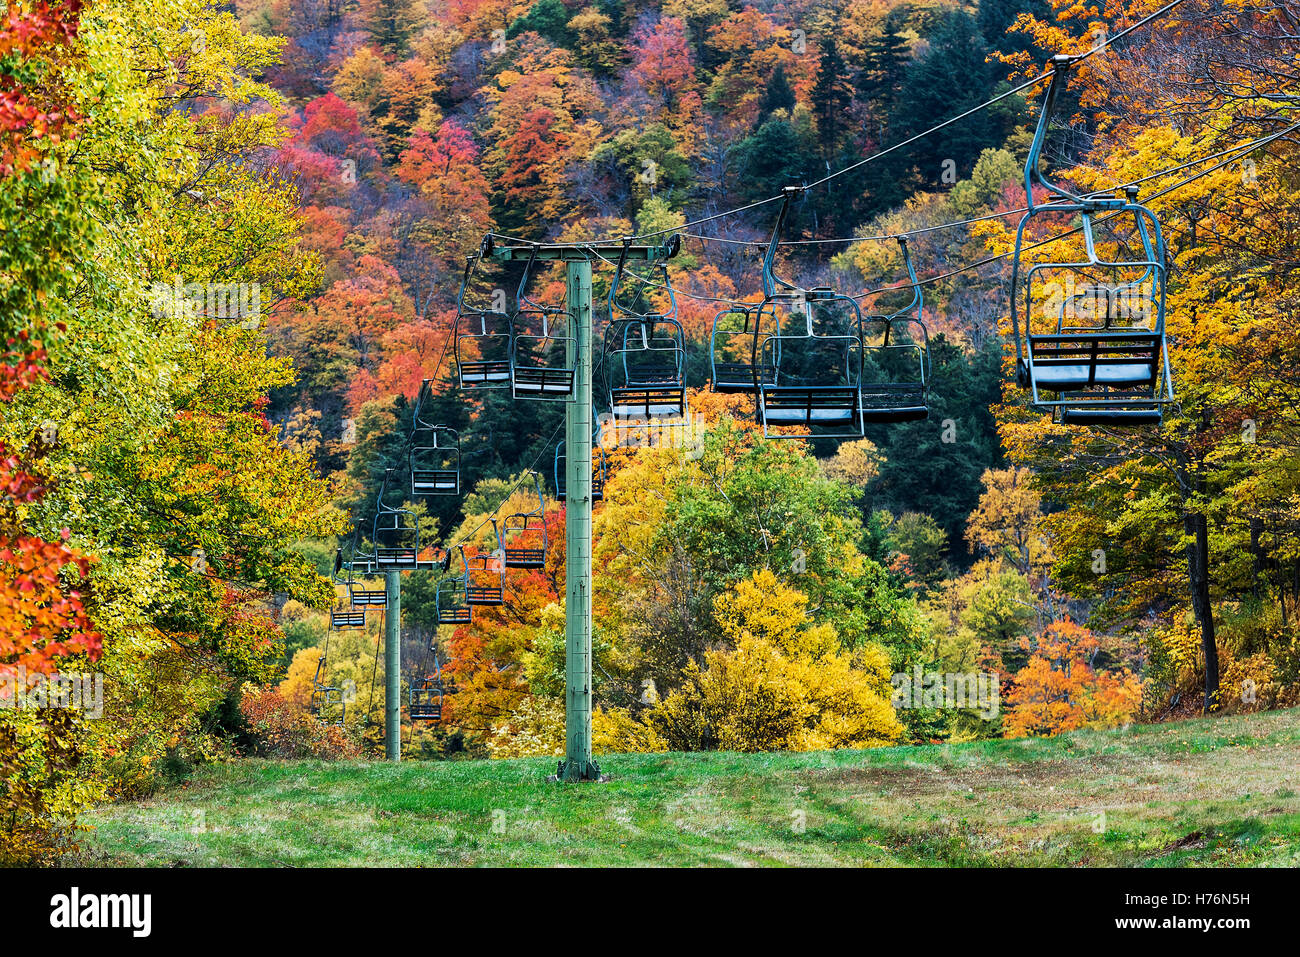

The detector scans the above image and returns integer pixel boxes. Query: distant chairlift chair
[435,549,472,625]
[512,248,577,400]
[409,655,445,721]
[501,472,548,569]
[755,187,866,440]
[1010,56,1172,427]
[605,240,688,423]
[461,525,505,606]
[454,236,513,390]
[554,424,607,501]
[410,380,461,496]
[329,535,368,627]
[373,469,420,569]
[858,237,931,423]
[334,525,386,608]
[310,656,345,727]
[710,304,777,394]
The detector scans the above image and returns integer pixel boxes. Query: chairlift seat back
[513,364,575,398]
[412,468,459,495]
[759,386,863,427]
[375,546,419,567]
[350,588,387,608]
[466,583,504,605]
[712,359,777,393]
[503,546,545,569]
[1026,332,1161,391]
[860,383,929,423]
[1060,405,1163,426]
[610,385,686,419]
[331,609,366,629]
[458,356,512,387]
[410,700,443,721]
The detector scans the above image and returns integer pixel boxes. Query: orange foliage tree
[1005,620,1143,736]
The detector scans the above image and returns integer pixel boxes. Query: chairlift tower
[490,237,679,782]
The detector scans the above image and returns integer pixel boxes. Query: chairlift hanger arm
[896,237,923,319]
[762,186,804,299]
[516,246,568,317]
[1025,55,1129,212]
[456,235,498,313]
[490,237,680,263]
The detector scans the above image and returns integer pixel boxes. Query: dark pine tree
[755,64,796,127]
[888,10,998,191]
[730,117,819,210]
[858,9,911,136]
[506,0,575,48]
[811,38,854,158]
[976,0,1054,59]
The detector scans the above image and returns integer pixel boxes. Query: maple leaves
[1005,620,1143,736]
[0,0,82,177]
[0,0,97,683]
[630,16,694,108]
[0,531,100,676]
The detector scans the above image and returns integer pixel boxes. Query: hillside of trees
[3,0,1299,863]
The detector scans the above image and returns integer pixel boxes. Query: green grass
[71,708,1300,867]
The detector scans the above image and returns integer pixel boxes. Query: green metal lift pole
[489,238,674,782]
[385,569,401,762]
[561,257,599,782]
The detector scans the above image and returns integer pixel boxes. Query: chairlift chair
[554,425,607,501]
[373,469,420,569]
[409,380,461,496]
[1010,56,1172,427]
[755,189,865,439]
[330,532,374,620]
[454,236,513,390]
[310,656,345,727]
[348,579,387,608]
[409,654,445,721]
[710,305,777,393]
[512,248,577,400]
[502,472,548,568]
[605,243,687,421]
[331,606,366,629]
[858,237,931,423]
[435,555,472,625]
[461,526,505,606]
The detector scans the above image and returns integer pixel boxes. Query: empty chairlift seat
[435,577,472,625]
[454,237,513,390]
[373,468,420,569]
[554,433,606,502]
[501,472,548,569]
[409,677,444,721]
[408,380,461,496]
[748,188,866,439]
[859,237,931,424]
[331,535,376,620]
[1010,56,1173,427]
[755,288,866,439]
[710,305,777,394]
[606,246,687,422]
[331,607,366,629]
[512,248,577,400]
[310,656,346,727]
[460,528,504,606]
[348,580,387,608]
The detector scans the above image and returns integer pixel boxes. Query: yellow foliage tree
[640,569,904,752]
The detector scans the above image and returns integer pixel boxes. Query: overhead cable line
[605,123,1297,307]
[635,0,1191,241]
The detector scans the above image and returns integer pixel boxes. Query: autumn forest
[2,0,1300,865]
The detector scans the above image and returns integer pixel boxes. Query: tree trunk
[1250,517,1264,601]
[1185,510,1219,712]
